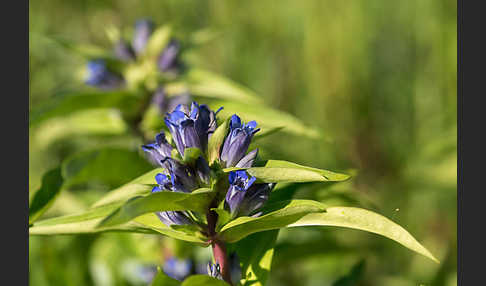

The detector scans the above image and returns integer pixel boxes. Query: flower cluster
[142,101,275,227]
[85,19,188,114]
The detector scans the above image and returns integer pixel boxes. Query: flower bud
[220,115,260,167]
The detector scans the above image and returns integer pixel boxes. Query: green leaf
[181,275,230,286]
[47,35,111,58]
[246,161,349,183]
[182,147,203,165]
[186,69,263,105]
[264,160,351,181]
[219,200,326,242]
[61,148,153,189]
[286,207,439,263]
[29,203,157,235]
[212,208,232,232]
[29,91,138,127]
[150,267,180,286]
[92,168,165,207]
[233,230,279,286]
[134,214,208,244]
[31,108,128,148]
[207,119,230,165]
[209,100,321,139]
[29,167,64,224]
[219,201,438,263]
[142,25,172,60]
[98,188,215,227]
[332,259,366,286]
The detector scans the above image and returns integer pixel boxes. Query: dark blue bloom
[132,19,154,55]
[85,60,124,90]
[142,132,173,168]
[158,39,181,72]
[152,174,193,226]
[113,40,135,61]
[206,253,241,284]
[225,170,274,217]
[164,102,219,156]
[163,257,193,281]
[220,115,260,167]
[207,263,222,280]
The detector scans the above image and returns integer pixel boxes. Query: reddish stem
[207,210,232,285]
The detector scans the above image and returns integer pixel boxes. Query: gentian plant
[29,100,438,285]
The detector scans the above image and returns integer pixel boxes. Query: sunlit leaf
[98,188,215,227]
[207,117,229,165]
[265,160,350,180]
[219,200,326,242]
[285,207,439,263]
[181,275,230,286]
[29,203,156,235]
[134,213,208,244]
[246,161,350,183]
[150,267,181,286]
[233,230,279,286]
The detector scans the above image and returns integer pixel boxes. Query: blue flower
[225,171,274,217]
[152,173,193,226]
[113,40,135,61]
[132,19,154,55]
[220,114,260,167]
[158,39,181,72]
[225,170,274,217]
[164,102,219,156]
[85,60,125,90]
[207,263,222,280]
[141,132,173,168]
[163,257,193,281]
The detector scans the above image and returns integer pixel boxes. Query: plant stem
[207,210,233,285]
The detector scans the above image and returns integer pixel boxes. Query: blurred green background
[29,0,456,285]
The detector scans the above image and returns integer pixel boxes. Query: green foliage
[61,148,153,189]
[30,2,455,284]
[99,188,215,227]
[207,117,230,165]
[181,275,230,286]
[150,267,180,286]
[29,167,64,224]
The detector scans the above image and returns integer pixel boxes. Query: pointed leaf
[29,167,64,224]
[233,230,279,286]
[207,117,230,165]
[29,203,156,235]
[181,275,230,286]
[98,188,215,227]
[134,213,208,244]
[219,200,326,242]
[264,160,351,182]
[286,207,439,263]
[150,267,180,286]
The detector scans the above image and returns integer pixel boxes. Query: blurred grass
[29,0,456,285]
